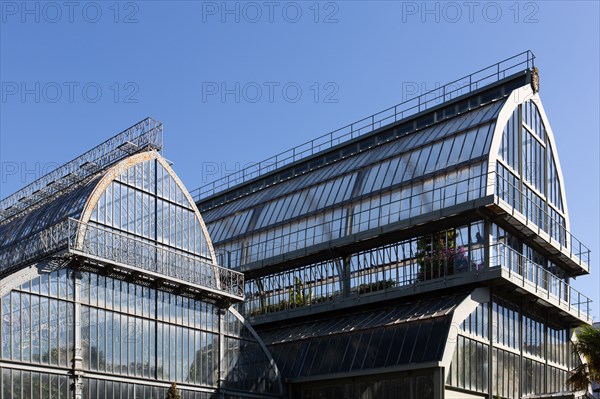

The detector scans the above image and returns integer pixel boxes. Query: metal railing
[71,219,244,299]
[214,169,589,272]
[494,169,590,268]
[192,51,535,201]
[0,217,244,300]
[0,217,74,274]
[245,242,592,322]
[490,243,592,322]
[0,118,163,224]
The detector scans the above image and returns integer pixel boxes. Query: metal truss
[0,117,163,225]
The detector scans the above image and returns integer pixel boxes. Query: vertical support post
[484,220,491,271]
[518,298,523,399]
[433,367,444,399]
[218,307,227,397]
[342,256,351,297]
[544,313,549,393]
[72,270,83,399]
[488,286,494,399]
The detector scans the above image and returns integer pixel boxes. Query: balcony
[244,243,592,325]
[491,171,590,274]
[216,171,590,277]
[0,218,244,302]
[490,243,592,323]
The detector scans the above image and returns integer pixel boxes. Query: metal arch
[76,151,219,266]
[226,306,285,395]
[0,151,245,301]
[75,151,159,248]
[0,257,73,297]
[485,85,571,232]
[156,156,220,267]
[439,287,490,384]
[75,150,223,288]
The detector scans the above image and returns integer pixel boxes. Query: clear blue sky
[1,1,599,318]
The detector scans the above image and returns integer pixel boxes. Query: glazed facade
[0,57,594,399]
[198,68,593,398]
[0,133,282,398]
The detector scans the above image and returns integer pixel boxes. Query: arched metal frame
[77,151,218,264]
[0,150,282,398]
[486,84,570,231]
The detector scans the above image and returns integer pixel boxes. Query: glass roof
[256,295,465,379]
[0,176,100,249]
[203,99,505,245]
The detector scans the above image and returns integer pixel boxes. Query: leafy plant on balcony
[289,276,312,307]
[416,230,471,281]
[356,279,397,295]
[248,277,313,316]
[166,382,181,399]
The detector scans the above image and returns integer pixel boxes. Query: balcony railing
[214,170,589,273]
[0,217,244,301]
[494,170,590,268]
[191,51,535,201]
[244,242,592,322]
[490,243,592,322]
[71,220,244,300]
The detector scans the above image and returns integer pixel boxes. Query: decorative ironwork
[0,117,163,225]
[71,219,244,300]
[0,217,244,301]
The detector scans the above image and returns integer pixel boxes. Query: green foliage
[289,276,311,306]
[416,229,472,282]
[356,279,396,295]
[568,325,600,391]
[416,230,455,281]
[166,382,181,399]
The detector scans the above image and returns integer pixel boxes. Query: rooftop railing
[0,118,163,225]
[191,51,535,201]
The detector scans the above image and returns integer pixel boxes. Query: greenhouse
[0,120,282,398]
[196,51,593,399]
[0,51,594,398]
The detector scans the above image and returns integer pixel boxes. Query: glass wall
[0,266,282,398]
[0,154,281,398]
[90,158,211,261]
[496,100,567,245]
[79,271,220,386]
[206,100,504,268]
[1,269,74,367]
[0,367,70,399]
[218,161,489,267]
[446,295,572,397]
[244,221,484,317]
[221,310,281,395]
